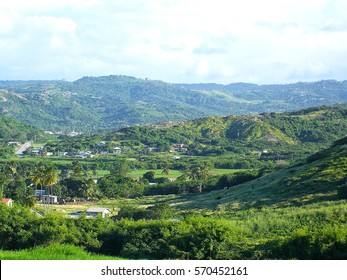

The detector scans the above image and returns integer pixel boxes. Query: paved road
[16,141,32,156]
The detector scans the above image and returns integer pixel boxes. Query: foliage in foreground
[1,202,346,260]
[0,243,125,260]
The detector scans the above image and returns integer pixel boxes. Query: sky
[0,0,347,84]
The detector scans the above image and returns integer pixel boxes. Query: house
[96,141,106,147]
[113,147,121,154]
[7,141,21,147]
[86,207,110,218]
[2,198,13,207]
[41,195,58,204]
[31,149,41,156]
[172,144,188,153]
[83,151,96,158]
[35,190,47,197]
[173,144,184,151]
[67,131,80,137]
[75,153,87,159]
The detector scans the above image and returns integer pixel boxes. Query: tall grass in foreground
[0,243,125,260]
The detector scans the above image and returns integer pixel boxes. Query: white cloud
[0,0,346,83]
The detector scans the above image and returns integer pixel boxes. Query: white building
[41,195,58,204]
[86,207,110,218]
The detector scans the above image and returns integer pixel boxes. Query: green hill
[108,104,347,153]
[0,114,43,157]
[0,114,42,141]
[172,135,347,211]
[1,76,347,131]
[42,104,347,171]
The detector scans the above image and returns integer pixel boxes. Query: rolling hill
[1,76,347,132]
[107,104,347,154]
[0,114,43,157]
[170,135,347,211]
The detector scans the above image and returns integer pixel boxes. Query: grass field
[211,168,247,175]
[0,243,125,260]
[128,169,183,180]
[128,168,247,180]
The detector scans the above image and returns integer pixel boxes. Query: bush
[99,216,243,260]
[267,226,347,259]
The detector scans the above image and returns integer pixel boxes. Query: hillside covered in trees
[46,104,347,165]
[0,114,43,158]
[0,114,42,141]
[1,76,347,131]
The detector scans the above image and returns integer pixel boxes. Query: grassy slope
[167,137,347,211]
[0,243,125,260]
[112,104,347,149]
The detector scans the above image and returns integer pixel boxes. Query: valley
[0,78,347,260]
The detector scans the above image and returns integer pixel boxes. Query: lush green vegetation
[43,105,347,163]
[1,99,347,260]
[0,243,125,260]
[0,114,44,157]
[1,200,346,260]
[0,114,42,141]
[1,76,347,132]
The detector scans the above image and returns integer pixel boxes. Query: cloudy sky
[1,0,347,84]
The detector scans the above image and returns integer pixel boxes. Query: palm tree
[4,161,17,180]
[190,162,212,180]
[32,164,59,211]
[30,162,46,202]
[42,166,59,198]
[79,178,96,201]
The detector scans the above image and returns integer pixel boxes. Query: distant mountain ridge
[0,75,347,131]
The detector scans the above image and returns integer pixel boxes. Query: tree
[70,161,83,178]
[79,178,97,200]
[3,161,17,180]
[162,162,170,176]
[110,160,129,177]
[42,166,59,198]
[22,195,37,208]
[143,171,155,182]
[92,163,99,177]
[31,162,45,187]
[33,165,59,211]
[190,162,212,180]
[146,203,172,219]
